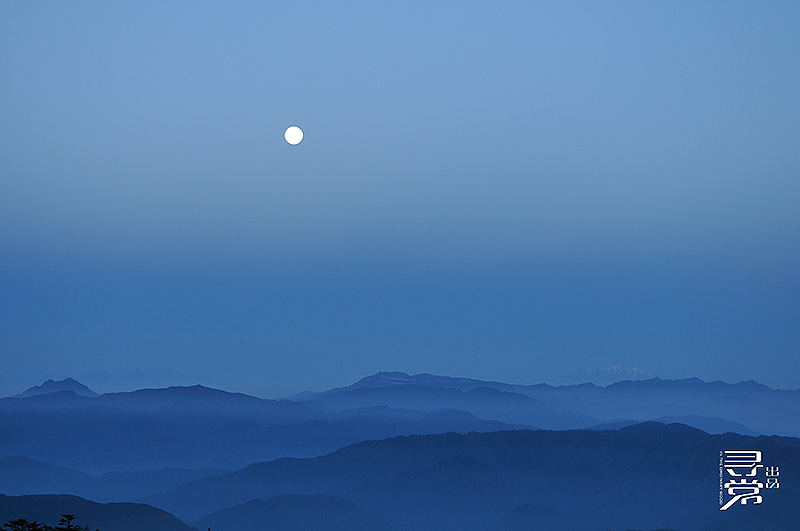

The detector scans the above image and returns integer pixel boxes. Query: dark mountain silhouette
[145,423,800,531]
[0,457,225,503]
[194,494,394,531]
[14,379,98,398]
[589,415,759,435]
[0,494,196,531]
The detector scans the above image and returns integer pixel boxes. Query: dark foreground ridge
[0,495,195,531]
[145,423,800,531]
[195,494,393,531]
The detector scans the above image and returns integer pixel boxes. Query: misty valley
[1,373,798,530]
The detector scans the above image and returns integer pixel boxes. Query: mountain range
[144,422,799,531]
[2,373,799,530]
[4,424,798,530]
[319,371,799,436]
[2,372,798,475]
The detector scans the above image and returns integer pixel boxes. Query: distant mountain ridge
[346,371,794,393]
[2,372,798,475]
[14,378,98,398]
[308,371,799,437]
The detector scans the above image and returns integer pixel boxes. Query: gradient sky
[2,1,799,397]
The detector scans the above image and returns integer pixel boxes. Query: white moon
[284,125,303,145]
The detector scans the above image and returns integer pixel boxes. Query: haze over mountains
[146,423,800,531]
[2,373,799,530]
[311,371,799,436]
[2,372,798,474]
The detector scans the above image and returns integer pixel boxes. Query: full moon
[284,126,303,145]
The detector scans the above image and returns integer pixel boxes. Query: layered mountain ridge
[2,372,797,474]
[2,372,798,530]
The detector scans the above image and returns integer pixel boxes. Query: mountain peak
[15,378,98,398]
[355,372,413,385]
[354,371,491,390]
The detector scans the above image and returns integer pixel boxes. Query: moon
[284,126,303,145]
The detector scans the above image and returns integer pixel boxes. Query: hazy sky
[2,1,799,396]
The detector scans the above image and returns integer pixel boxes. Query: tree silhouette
[2,520,48,531]
[2,515,96,531]
[51,515,89,531]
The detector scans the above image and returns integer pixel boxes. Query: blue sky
[2,1,799,396]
